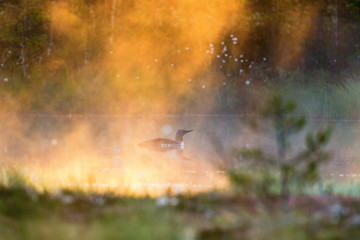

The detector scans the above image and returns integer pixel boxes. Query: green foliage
[229,168,278,197]
[0,168,27,188]
[0,185,41,219]
[346,0,360,23]
[0,173,184,239]
[231,92,332,200]
[2,168,360,239]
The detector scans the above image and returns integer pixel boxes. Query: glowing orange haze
[0,0,322,196]
[45,0,247,113]
[44,0,320,112]
[9,0,241,196]
[18,154,229,197]
[0,123,229,197]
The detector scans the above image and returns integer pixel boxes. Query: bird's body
[138,138,181,152]
[138,129,192,154]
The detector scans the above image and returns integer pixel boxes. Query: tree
[230,92,332,202]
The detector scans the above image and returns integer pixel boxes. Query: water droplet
[116,74,120,78]
[224,53,228,57]
[221,42,225,45]
[154,59,158,62]
[263,57,267,61]
[217,55,221,58]
[246,80,250,85]
[223,82,226,85]
[209,43,214,47]
[171,63,174,67]
[235,58,238,62]
[185,47,190,50]
[202,85,206,89]
[188,78,192,82]
[3,78,8,82]
[109,51,113,54]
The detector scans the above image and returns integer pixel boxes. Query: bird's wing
[138,138,180,152]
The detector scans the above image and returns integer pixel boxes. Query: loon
[138,129,193,152]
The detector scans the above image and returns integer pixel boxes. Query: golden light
[0,123,229,197]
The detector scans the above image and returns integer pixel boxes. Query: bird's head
[174,129,193,142]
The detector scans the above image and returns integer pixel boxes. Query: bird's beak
[185,129,193,134]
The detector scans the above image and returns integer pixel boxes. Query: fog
[0,0,359,196]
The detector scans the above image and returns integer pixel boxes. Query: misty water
[1,115,360,176]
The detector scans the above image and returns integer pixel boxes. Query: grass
[2,169,360,239]
[0,186,185,240]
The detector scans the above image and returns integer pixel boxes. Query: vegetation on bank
[2,166,360,240]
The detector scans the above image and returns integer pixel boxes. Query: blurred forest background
[0,0,359,115]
